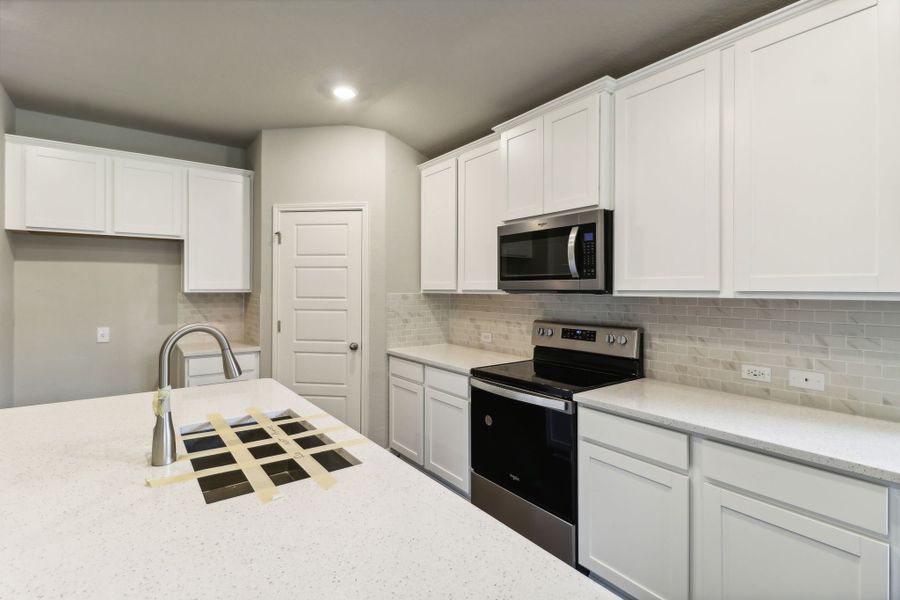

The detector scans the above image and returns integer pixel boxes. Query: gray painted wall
[14,109,247,168]
[8,111,247,406]
[0,84,16,407]
[254,126,422,445]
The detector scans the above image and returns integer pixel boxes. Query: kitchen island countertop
[0,378,613,600]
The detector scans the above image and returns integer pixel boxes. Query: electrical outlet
[480,332,493,343]
[96,326,110,343]
[789,369,825,391]
[741,364,771,383]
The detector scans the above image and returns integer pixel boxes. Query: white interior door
[276,209,363,430]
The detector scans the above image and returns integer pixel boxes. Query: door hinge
[277,320,282,333]
[275,231,282,245]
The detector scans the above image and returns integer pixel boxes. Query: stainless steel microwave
[497,209,612,292]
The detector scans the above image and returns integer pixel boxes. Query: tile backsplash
[387,292,900,424]
[177,293,247,342]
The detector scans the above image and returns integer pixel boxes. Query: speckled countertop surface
[576,379,900,485]
[0,378,613,600]
[388,343,523,375]
[176,339,261,357]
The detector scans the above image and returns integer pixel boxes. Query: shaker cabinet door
[733,0,900,292]
[424,386,470,494]
[113,158,184,237]
[614,51,721,292]
[457,141,501,292]
[543,94,600,215]
[24,145,107,233]
[699,484,889,600]
[389,376,425,466]
[420,158,458,291]
[500,117,544,221]
[579,442,689,600]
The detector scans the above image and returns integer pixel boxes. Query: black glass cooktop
[471,359,638,400]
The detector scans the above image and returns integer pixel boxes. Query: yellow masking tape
[246,407,337,490]
[177,425,348,462]
[179,413,329,441]
[207,412,281,503]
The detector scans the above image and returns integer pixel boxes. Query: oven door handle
[471,378,573,414]
[567,226,579,279]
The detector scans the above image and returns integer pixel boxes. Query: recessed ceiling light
[332,85,358,101]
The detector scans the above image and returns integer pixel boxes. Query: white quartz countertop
[176,339,261,357]
[0,378,613,600]
[575,379,900,485]
[387,343,523,375]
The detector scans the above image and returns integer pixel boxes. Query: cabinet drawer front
[187,370,258,387]
[579,408,688,471]
[701,440,888,535]
[389,357,424,383]
[425,366,468,398]
[188,352,258,377]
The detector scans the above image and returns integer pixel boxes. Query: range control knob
[537,327,545,336]
[617,335,628,345]
[606,334,616,344]
[545,328,554,337]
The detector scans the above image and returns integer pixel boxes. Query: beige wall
[8,111,247,406]
[0,84,16,407]
[14,109,247,168]
[12,235,181,405]
[254,126,422,445]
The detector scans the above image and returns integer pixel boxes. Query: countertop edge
[387,348,472,375]
[387,345,523,376]
[575,395,900,486]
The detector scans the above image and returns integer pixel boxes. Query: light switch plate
[96,326,110,343]
[480,332,493,343]
[789,369,825,391]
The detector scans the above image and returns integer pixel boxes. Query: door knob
[349,342,359,351]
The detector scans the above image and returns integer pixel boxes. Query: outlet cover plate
[789,369,825,391]
[96,326,110,343]
[741,364,771,383]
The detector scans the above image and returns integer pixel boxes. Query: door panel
[544,95,600,214]
[700,484,889,599]
[457,141,501,292]
[420,158,457,291]
[500,117,544,220]
[614,51,721,292]
[389,376,424,465]
[24,146,106,232]
[113,158,184,237]
[425,386,470,494]
[579,442,689,600]
[733,0,900,291]
[276,210,363,430]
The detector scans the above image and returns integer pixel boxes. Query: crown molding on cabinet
[492,76,616,134]
[614,0,837,87]
[418,132,500,171]
[4,134,254,177]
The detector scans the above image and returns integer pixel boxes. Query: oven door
[497,209,607,292]
[470,378,576,523]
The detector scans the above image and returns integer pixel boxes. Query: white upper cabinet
[733,0,900,292]
[457,140,501,292]
[184,168,251,292]
[498,81,614,221]
[420,157,458,291]
[113,158,184,237]
[23,145,107,233]
[543,94,602,215]
[614,52,721,292]
[500,117,544,220]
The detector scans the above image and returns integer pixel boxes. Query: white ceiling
[0,0,793,157]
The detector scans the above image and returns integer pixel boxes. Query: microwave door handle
[567,225,579,278]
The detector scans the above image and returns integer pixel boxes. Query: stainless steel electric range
[469,320,643,566]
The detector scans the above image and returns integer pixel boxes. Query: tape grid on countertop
[146,408,365,502]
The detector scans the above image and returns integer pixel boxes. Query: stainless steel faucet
[151,323,242,466]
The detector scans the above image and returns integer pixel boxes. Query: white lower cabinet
[699,484,889,600]
[172,348,260,388]
[425,386,470,495]
[579,410,689,600]
[388,356,471,494]
[577,407,892,600]
[389,375,425,465]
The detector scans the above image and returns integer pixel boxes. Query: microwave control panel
[582,232,596,279]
